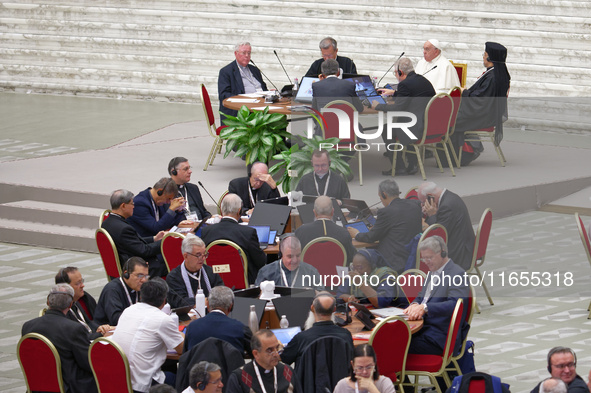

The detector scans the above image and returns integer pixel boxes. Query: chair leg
[447,139,461,168]
[493,141,506,167]
[476,266,494,305]
[430,375,443,393]
[414,146,427,180]
[358,151,363,186]
[391,148,399,177]
[432,146,444,173]
[203,142,216,171]
[441,142,456,177]
[451,358,462,376]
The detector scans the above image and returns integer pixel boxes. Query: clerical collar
[315,171,328,180]
[429,53,442,64]
[223,216,238,223]
[255,360,273,374]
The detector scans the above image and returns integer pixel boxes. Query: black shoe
[382,167,408,176]
[406,162,419,175]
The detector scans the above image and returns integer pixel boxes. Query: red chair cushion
[405,353,444,373]
[216,125,227,136]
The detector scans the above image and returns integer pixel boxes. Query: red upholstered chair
[301,237,347,277]
[466,208,494,310]
[369,316,412,392]
[415,224,448,273]
[447,286,476,375]
[201,84,227,171]
[89,337,133,393]
[445,86,462,168]
[450,61,467,88]
[322,100,362,185]
[392,93,455,180]
[574,213,591,318]
[403,299,465,393]
[398,269,427,304]
[99,209,111,226]
[161,232,186,273]
[95,228,122,281]
[405,186,420,200]
[17,333,65,393]
[205,240,248,290]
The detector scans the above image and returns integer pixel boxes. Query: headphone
[434,236,447,258]
[278,233,296,259]
[57,267,70,284]
[168,157,188,177]
[122,258,131,279]
[157,178,174,197]
[397,64,402,77]
[547,347,577,373]
[195,362,216,391]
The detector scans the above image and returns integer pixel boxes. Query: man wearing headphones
[404,236,470,358]
[128,177,190,238]
[228,162,280,216]
[373,57,436,175]
[531,347,590,393]
[168,157,211,221]
[182,361,224,393]
[94,257,149,326]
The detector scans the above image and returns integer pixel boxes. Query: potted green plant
[269,135,353,194]
[220,105,290,165]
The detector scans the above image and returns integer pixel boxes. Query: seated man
[228,162,280,215]
[94,257,149,326]
[295,150,350,200]
[418,181,475,271]
[21,284,98,393]
[530,347,589,393]
[539,379,568,393]
[255,235,322,290]
[168,157,211,221]
[453,42,510,165]
[403,237,469,356]
[184,286,252,353]
[127,177,187,238]
[226,330,301,393]
[336,249,398,308]
[373,57,436,175]
[201,193,267,284]
[166,234,224,309]
[348,179,422,273]
[181,361,224,393]
[295,195,356,264]
[112,278,184,393]
[311,59,364,113]
[280,292,353,365]
[305,37,357,78]
[218,42,268,120]
[415,39,461,93]
[55,267,110,339]
[101,189,165,276]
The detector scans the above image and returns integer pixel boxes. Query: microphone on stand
[422,65,438,75]
[197,181,221,212]
[377,52,405,86]
[250,59,279,91]
[274,50,292,84]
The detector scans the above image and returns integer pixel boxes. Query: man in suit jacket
[348,179,422,273]
[21,284,98,393]
[295,195,356,264]
[305,37,357,78]
[403,236,469,356]
[168,157,211,221]
[311,58,364,113]
[373,57,436,175]
[419,182,475,271]
[101,189,165,277]
[228,162,280,215]
[218,42,268,120]
[201,193,267,284]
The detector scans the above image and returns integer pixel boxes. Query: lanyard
[247,184,256,209]
[70,307,91,333]
[150,198,160,221]
[280,265,299,288]
[178,186,190,215]
[313,171,331,196]
[119,277,136,306]
[254,363,277,393]
[187,269,203,290]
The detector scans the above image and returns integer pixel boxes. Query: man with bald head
[295,196,356,264]
[280,292,353,365]
[415,39,461,93]
[228,162,280,216]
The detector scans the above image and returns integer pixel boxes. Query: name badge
[213,265,231,274]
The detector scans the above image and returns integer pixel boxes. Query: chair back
[294,336,352,393]
[217,190,229,215]
[398,269,427,304]
[415,224,448,272]
[95,228,122,281]
[205,240,248,289]
[575,213,591,263]
[442,299,464,364]
[369,316,411,385]
[99,209,111,226]
[200,84,219,137]
[161,232,186,273]
[89,337,133,393]
[450,61,467,88]
[416,93,453,146]
[468,209,493,272]
[322,100,359,144]
[405,186,420,200]
[17,333,65,393]
[301,236,347,277]
[448,87,462,137]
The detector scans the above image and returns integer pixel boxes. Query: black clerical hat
[485,42,507,63]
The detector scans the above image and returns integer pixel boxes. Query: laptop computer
[249,203,292,235]
[345,75,386,106]
[271,327,302,346]
[260,196,289,206]
[229,296,268,327]
[345,220,370,233]
[272,290,315,329]
[250,225,271,249]
[294,76,319,103]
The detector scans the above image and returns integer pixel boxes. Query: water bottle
[293,78,299,92]
[373,76,378,88]
[280,315,289,329]
[195,289,206,318]
[249,305,259,333]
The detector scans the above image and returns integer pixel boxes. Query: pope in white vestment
[415,39,461,93]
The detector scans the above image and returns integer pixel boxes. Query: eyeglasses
[133,273,149,280]
[179,166,192,172]
[354,364,375,372]
[237,51,251,56]
[420,256,435,262]
[208,377,223,385]
[188,252,209,259]
[552,362,576,370]
[265,345,284,355]
[72,279,85,286]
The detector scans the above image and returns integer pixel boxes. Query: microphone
[422,65,438,75]
[274,50,292,84]
[249,59,279,91]
[377,52,405,86]
[197,181,221,212]
[353,200,383,220]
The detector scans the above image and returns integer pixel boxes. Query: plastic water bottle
[293,78,299,92]
[249,305,259,333]
[195,289,206,318]
[373,76,378,88]
[280,315,289,329]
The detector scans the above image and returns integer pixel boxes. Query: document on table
[251,106,283,111]
[227,98,259,103]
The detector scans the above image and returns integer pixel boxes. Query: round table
[222,95,294,115]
